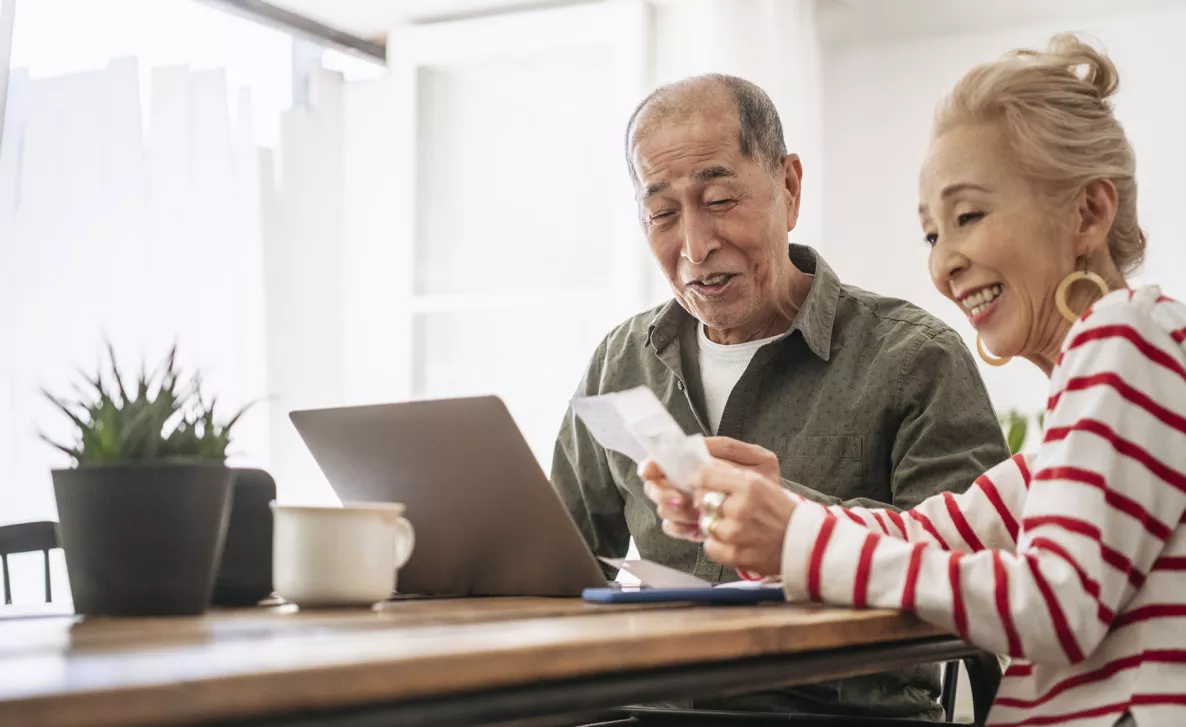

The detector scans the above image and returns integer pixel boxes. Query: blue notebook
[582,586,785,605]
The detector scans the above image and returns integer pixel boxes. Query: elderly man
[550,74,1009,719]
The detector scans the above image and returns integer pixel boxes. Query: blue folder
[582,586,786,605]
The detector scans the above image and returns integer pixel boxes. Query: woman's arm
[801,452,1030,553]
[781,296,1186,664]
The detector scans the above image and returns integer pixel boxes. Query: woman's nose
[930,240,970,294]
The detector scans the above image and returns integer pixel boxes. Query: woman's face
[919,123,1090,361]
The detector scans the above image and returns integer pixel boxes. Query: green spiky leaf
[42,340,251,466]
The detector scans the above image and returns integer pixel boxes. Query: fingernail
[667,497,683,508]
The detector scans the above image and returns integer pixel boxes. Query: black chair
[0,521,60,604]
[613,651,1002,727]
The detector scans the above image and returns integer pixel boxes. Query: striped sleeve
[782,289,1186,664]
[813,454,1029,552]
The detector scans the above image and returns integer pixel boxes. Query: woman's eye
[924,233,938,246]
[957,212,984,226]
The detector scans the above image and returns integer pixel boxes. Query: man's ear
[783,154,803,232]
[1074,178,1118,259]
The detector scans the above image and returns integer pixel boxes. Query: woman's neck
[1024,269,1127,378]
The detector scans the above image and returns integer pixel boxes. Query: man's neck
[703,263,813,345]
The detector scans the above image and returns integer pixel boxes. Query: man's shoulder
[838,283,959,346]
[577,300,677,393]
[834,283,972,371]
[599,300,671,352]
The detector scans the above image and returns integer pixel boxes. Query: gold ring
[700,512,721,539]
[701,490,727,517]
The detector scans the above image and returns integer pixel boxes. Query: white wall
[820,3,1186,418]
[652,0,825,247]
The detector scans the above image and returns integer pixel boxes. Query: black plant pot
[52,463,233,616]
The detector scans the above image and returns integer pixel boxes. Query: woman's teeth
[964,284,1003,316]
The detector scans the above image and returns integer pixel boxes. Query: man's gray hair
[624,73,788,183]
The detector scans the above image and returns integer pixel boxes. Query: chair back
[0,521,60,604]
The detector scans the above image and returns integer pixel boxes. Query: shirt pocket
[776,435,865,490]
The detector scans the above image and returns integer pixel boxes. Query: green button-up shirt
[551,245,1009,720]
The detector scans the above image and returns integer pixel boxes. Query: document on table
[570,386,711,493]
[600,557,781,589]
[600,557,711,589]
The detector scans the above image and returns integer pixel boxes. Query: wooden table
[0,597,974,727]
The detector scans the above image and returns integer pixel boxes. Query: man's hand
[705,437,781,482]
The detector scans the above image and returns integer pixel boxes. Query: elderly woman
[644,35,1186,727]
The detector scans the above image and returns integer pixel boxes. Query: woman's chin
[978,328,1021,360]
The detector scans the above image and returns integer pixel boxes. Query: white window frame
[343,0,652,406]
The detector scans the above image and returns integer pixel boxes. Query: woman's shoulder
[1068,285,1186,347]
[1053,284,1181,396]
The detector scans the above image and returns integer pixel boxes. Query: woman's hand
[695,460,796,577]
[640,460,704,541]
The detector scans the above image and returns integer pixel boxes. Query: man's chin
[691,309,749,333]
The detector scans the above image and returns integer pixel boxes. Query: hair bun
[1046,33,1120,100]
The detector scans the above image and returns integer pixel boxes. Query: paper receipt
[570,386,711,493]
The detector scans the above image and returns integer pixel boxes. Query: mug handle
[394,517,416,569]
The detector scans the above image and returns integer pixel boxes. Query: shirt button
[677,381,685,391]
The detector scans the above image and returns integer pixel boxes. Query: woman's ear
[1074,178,1119,257]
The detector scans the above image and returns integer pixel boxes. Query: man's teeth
[964,284,1004,316]
[699,274,731,286]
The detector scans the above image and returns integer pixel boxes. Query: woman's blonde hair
[934,34,1145,274]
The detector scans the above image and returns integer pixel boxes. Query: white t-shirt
[697,323,793,434]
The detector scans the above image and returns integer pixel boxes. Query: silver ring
[699,511,721,539]
[701,490,727,516]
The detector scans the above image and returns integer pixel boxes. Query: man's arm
[781,329,1009,511]
[550,338,631,580]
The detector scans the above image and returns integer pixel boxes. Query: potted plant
[43,344,250,616]
[999,409,1046,455]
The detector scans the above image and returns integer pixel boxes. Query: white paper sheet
[571,386,711,493]
[600,557,712,589]
[601,557,781,589]
[569,390,649,462]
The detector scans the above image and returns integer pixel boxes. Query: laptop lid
[289,396,608,597]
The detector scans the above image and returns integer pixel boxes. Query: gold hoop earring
[1055,270,1111,323]
[976,333,1012,367]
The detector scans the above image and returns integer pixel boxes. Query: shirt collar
[646,243,840,362]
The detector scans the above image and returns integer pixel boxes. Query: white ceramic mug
[270,502,415,607]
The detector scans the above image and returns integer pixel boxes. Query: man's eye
[649,211,674,221]
[708,199,733,207]
[957,212,984,226]
[924,233,938,246]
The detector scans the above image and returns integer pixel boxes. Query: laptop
[288,397,609,597]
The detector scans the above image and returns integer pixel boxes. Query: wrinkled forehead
[630,94,740,163]
[919,124,1010,208]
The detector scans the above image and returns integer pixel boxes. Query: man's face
[631,107,800,334]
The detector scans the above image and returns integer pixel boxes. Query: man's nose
[681,211,720,265]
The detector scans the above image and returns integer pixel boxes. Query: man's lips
[685,273,738,288]
[685,273,739,299]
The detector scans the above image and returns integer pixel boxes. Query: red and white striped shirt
[780,285,1186,727]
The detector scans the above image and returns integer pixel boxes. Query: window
[0,0,295,602]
